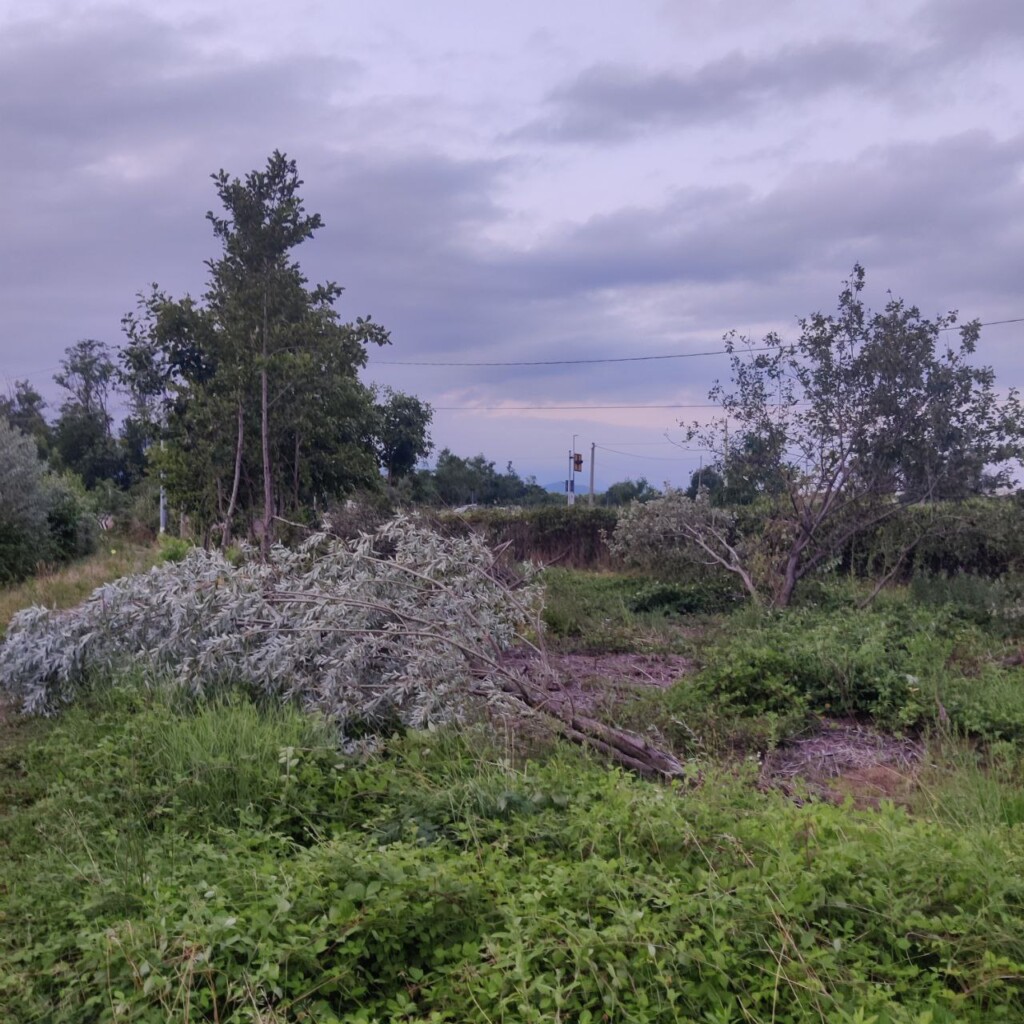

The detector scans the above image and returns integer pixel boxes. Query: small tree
[53,340,124,488]
[624,267,1022,607]
[374,387,433,484]
[121,154,391,545]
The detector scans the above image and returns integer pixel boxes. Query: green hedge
[849,497,1024,579]
[439,505,619,567]
[439,496,1024,579]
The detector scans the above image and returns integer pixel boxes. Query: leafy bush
[910,571,1024,633]
[0,421,98,582]
[629,599,1024,753]
[609,487,762,597]
[5,697,1024,1022]
[157,533,193,563]
[0,515,541,729]
[0,419,56,582]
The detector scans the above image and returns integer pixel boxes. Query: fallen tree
[0,515,684,779]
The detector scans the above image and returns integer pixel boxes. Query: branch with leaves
[0,515,685,778]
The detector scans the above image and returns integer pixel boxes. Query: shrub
[0,423,99,583]
[609,488,757,595]
[157,533,192,563]
[629,599,1024,754]
[0,419,54,582]
[44,472,98,562]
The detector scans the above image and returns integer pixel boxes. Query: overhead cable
[375,317,1024,368]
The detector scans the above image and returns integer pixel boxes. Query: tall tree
[121,153,391,544]
[52,340,123,488]
[654,266,1023,607]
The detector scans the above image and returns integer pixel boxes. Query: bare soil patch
[500,647,694,717]
[761,719,922,808]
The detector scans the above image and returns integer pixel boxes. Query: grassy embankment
[4,560,1024,1020]
[0,541,161,639]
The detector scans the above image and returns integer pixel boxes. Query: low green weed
[627,596,1024,755]
[541,568,731,652]
[5,693,1024,1021]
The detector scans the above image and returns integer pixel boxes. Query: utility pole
[588,442,596,505]
[722,417,729,490]
[567,433,577,506]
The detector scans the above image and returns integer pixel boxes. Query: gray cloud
[2,2,1023,481]
[924,0,1024,51]
[515,0,1024,146]
[515,39,912,143]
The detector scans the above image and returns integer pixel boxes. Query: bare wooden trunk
[260,289,273,558]
[261,366,272,556]
[223,401,244,547]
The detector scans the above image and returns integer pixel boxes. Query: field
[4,550,1024,1021]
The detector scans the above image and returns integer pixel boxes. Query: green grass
[540,567,738,653]
[0,540,161,637]
[8,569,1024,1020]
[4,682,1024,1022]
[911,737,1024,829]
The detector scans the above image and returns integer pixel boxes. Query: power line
[375,317,1024,368]
[595,444,715,460]
[379,346,771,368]
[433,402,708,411]
[938,317,1024,331]
[7,318,1021,380]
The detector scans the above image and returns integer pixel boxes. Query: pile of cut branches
[0,516,683,778]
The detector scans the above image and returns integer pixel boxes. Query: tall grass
[0,541,160,637]
[913,736,1024,828]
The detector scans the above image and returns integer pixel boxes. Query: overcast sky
[2,0,1023,489]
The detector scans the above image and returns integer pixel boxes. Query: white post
[159,437,167,534]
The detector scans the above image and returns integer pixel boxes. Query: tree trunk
[507,678,687,780]
[260,289,273,558]
[223,400,244,547]
[775,551,801,608]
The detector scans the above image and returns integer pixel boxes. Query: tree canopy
[120,152,416,544]
[619,266,1023,607]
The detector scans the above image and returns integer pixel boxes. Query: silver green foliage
[0,516,542,728]
[609,488,758,595]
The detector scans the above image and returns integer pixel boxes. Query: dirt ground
[499,647,695,717]
[500,646,923,806]
[760,719,922,808]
